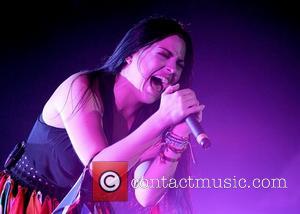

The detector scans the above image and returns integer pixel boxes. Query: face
[120,35,186,103]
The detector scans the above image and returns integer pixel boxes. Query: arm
[55,75,201,205]
[134,101,205,207]
[92,111,166,168]
[55,73,168,168]
[134,147,182,207]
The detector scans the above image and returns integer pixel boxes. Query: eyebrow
[158,47,184,63]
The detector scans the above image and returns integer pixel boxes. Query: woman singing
[1,16,204,213]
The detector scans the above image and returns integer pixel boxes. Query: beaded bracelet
[165,131,189,141]
[164,131,189,152]
[166,144,186,153]
[158,131,191,163]
[163,131,197,164]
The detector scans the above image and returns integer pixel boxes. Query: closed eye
[158,52,184,69]
[158,51,171,58]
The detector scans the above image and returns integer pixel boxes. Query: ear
[125,56,133,64]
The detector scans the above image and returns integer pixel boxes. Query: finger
[195,105,205,122]
[184,105,203,117]
[196,111,203,122]
[180,95,200,104]
[175,88,196,97]
[191,104,205,113]
[200,104,205,111]
[182,99,200,109]
[162,84,180,95]
[177,92,198,104]
[181,96,203,107]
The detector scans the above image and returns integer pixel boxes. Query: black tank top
[28,114,84,189]
[23,113,154,213]
[8,72,116,200]
[9,72,159,212]
[9,73,114,199]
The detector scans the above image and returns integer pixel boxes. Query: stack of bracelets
[160,131,190,163]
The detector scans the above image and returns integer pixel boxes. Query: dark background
[1,0,299,213]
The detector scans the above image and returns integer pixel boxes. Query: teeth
[154,75,168,84]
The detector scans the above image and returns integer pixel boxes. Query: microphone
[185,116,211,149]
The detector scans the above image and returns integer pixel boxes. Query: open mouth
[150,75,168,93]
[150,76,163,93]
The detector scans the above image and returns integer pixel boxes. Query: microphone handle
[185,116,211,149]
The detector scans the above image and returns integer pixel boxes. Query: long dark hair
[74,16,194,213]
[100,16,193,86]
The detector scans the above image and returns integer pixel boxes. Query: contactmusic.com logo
[92,161,128,201]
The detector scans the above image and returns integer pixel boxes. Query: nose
[166,66,175,74]
[165,65,178,84]
[166,59,177,74]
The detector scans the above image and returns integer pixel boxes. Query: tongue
[150,77,163,92]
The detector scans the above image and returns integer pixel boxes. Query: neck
[113,74,143,123]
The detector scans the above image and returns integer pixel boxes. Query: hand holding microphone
[160,84,211,149]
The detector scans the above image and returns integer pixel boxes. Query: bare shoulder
[42,71,108,165]
[42,71,103,128]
